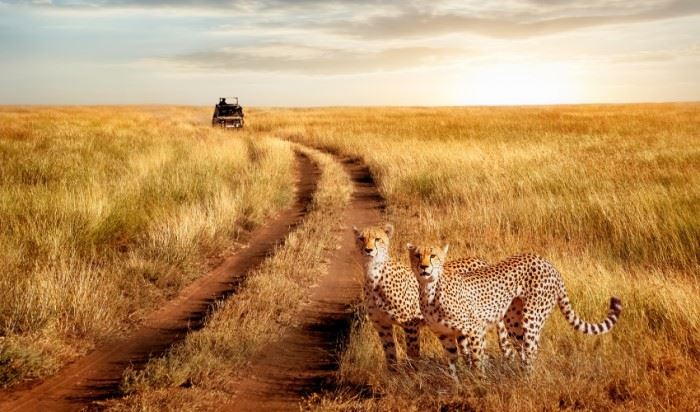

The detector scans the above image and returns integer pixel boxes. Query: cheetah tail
[558,290,622,335]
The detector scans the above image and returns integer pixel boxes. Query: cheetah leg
[372,321,397,368]
[520,299,554,370]
[521,320,543,370]
[404,320,421,360]
[496,320,515,361]
[456,335,472,367]
[504,297,525,357]
[460,330,486,374]
[438,334,459,377]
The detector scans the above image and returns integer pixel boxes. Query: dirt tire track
[0,152,320,412]
[222,154,384,411]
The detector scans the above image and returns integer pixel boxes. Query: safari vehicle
[212,97,244,129]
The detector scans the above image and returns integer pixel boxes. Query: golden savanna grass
[0,107,294,386]
[103,104,698,411]
[103,145,352,411]
[255,104,699,411]
[1,104,698,411]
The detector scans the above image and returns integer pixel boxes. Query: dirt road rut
[223,155,384,411]
[0,152,319,412]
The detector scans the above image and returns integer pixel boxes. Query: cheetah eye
[358,237,365,242]
[430,254,436,259]
[375,237,381,243]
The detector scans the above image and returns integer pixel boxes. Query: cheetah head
[352,224,394,262]
[406,243,449,284]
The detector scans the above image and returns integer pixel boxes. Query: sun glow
[458,63,582,105]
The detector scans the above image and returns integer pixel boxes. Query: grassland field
[1,103,698,411]
[269,104,700,411]
[0,107,295,386]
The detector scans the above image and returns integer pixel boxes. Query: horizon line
[1,100,699,109]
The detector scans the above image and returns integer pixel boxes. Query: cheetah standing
[353,224,423,367]
[353,224,520,369]
[407,244,622,373]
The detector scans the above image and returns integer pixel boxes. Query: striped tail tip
[610,297,622,315]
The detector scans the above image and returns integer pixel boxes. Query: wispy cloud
[329,0,700,39]
[163,44,469,75]
[610,44,700,63]
[0,0,698,104]
[2,0,399,11]
[7,0,699,41]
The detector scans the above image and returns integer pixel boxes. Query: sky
[0,0,699,106]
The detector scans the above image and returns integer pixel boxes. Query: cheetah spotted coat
[408,245,622,373]
[353,224,520,367]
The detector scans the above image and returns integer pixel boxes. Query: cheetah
[407,244,622,374]
[432,258,524,369]
[353,224,521,369]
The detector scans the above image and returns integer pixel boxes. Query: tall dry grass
[102,145,352,411]
[2,104,697,410]
[0,107,294,386]
[259,104,699,271]
[250,104,699,411]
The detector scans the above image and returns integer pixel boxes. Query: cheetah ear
[352,225,360,237]
[406,242,416,251]
[383,223,394,238]
[442,244,449,255]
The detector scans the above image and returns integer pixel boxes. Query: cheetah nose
[364,248,373,254]
[420,264,429,270]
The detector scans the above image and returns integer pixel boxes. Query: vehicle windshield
[218,105,243,116]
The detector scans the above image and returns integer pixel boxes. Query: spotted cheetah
[407,244,622,373]
[434,258,524,369]
[353,224,520,368]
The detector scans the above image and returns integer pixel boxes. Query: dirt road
[0,149,383,412]
[0,152,320,412]
[222,156,384,411]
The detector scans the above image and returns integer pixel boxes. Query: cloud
[7,0,698,41]
[329,0,700,39]
[610,44,700,63]
[4,0,231,6]
[163,44,468,75]
[2,0,400,10]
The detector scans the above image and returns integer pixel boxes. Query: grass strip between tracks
[103,144,352,411]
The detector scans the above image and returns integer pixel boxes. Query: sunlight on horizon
[0,1,697,105]
[457,63,582,106]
